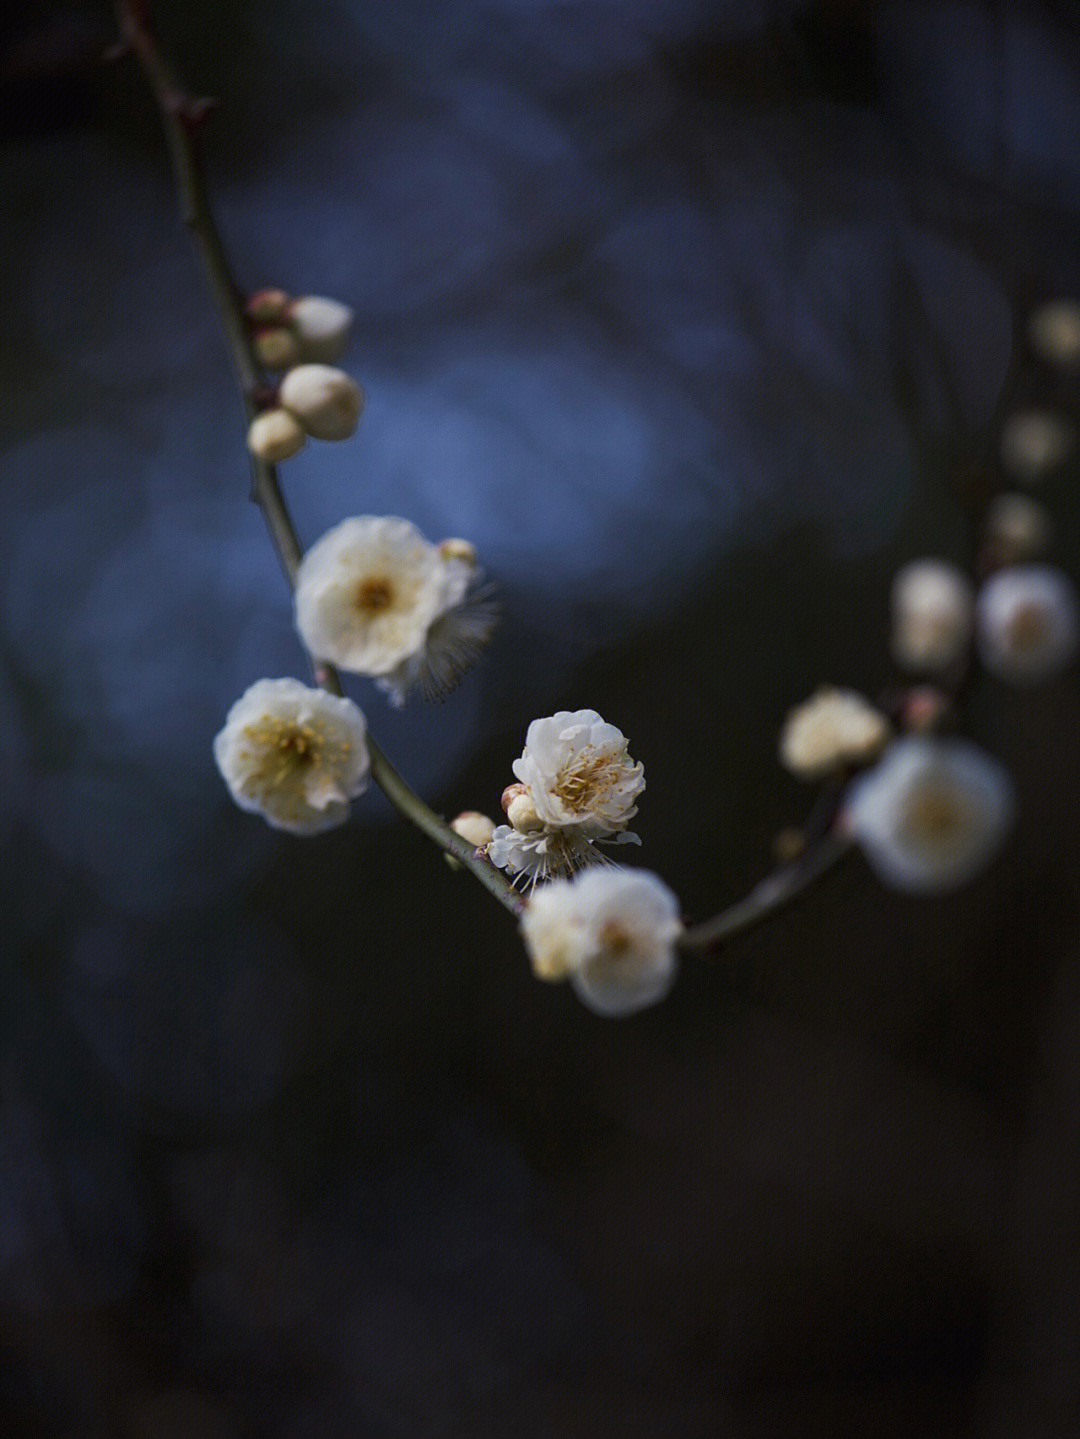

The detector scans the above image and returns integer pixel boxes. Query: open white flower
[975,564,1079,684]
[520,868,682,1017]
[213,678,370,834]
[295,516,491,699]
[779,686,890,778]
[845,737,1014,894]
[512,710,644,840]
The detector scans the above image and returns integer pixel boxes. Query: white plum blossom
[779,686,890,779]
[891,559,974,672]
[213,678,370,834]
[520,868,683,1017]
[486,710,645,884]
[513,710,644,840]
[975,564,1080,684]
[845,737,1014,894]
[294,516,493,701]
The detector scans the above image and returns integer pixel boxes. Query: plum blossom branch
[112,0,525,918]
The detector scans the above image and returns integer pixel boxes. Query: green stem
[115,0,524,919]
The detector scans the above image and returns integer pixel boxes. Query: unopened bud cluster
[244,287,363,461]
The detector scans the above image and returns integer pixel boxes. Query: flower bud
[779,686,890,778]
[278,365,365,441]
[501,782,528,813]
[1000,410,1073,481]
[507,792,544,833]
[246,408,306,462]
[975,564,1079,683]
[891,559,974,671]
[252,325,302,371]
[1028,299,1080,367]
[439,538,478,566]
[287,295,354,364]
[898,686,950,734]
[450,811,496,848]
[983,492,1051,565]
[245,287,291,323]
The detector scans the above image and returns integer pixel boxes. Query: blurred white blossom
[779,686,891,779]
[891,559,974,672]
[213,678,370,834]
[520,868,682,1016]
[845,736,1014,894]
[1000,409,1074,481]
[294,516,491,700]
[1028,298,1080,367]
[976,564,1079,683]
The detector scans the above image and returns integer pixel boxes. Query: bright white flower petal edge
[294,516,494,704]
[214,677,370,834]
[520,869,683,1017]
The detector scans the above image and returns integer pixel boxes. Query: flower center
[356,576,395,614]
[1005,601,1050,653]
[900,785,964,844]
[599,919,632,955]
[241,716,327,788]
[554,748,623,813]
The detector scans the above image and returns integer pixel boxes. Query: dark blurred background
[2,1,1080,1434]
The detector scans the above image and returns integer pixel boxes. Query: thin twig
[114,0,525,919]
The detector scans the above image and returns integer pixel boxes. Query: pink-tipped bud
[501,782,528,814]
[898,686,950,734]
[245,288,291,324]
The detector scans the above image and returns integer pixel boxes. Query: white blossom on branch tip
[213,678,370,834]
[975,564,1079,684]
[294,516,494,701]
[520,868,682,1017]
[845,736,1014,894]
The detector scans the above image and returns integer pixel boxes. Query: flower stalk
[113,0,524,917]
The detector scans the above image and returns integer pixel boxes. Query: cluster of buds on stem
[243,287,364,462]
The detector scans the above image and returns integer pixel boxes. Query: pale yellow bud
[253,325,302,371]
[450,811,496,848]
[501,782,528,814]
[779,686,891,778]
[278,364,365,441]
[1028,299,1080,367]
[246,408,307,463]
[507,792,544,833]
[438,538,477,566]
